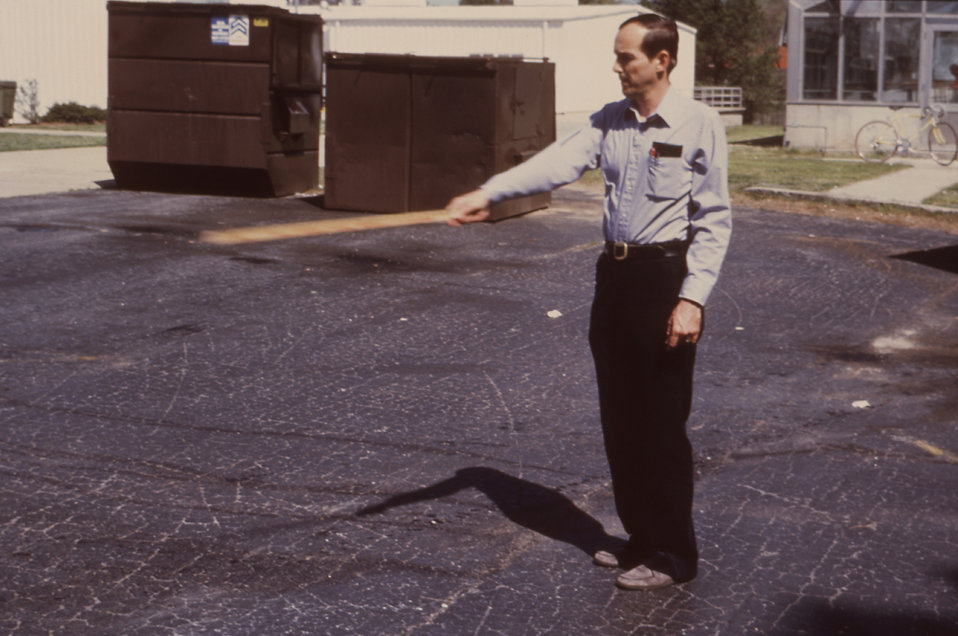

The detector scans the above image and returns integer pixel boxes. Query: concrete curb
[743,186,958,216]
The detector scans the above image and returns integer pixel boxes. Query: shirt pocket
[646,155,692,201]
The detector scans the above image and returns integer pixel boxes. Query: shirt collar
[627,86,681,128]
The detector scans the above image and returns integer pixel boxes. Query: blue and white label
[211,16,229,45]
[211,15,249,46]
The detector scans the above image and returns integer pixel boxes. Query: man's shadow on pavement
[356,466,625,558]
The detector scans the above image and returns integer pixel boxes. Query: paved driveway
[1,184,956,634]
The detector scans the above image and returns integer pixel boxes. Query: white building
[311,3,696,115]
[0,0,696,124]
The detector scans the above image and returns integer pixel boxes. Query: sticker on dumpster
[211,17,229,44]
[211,15,249,46]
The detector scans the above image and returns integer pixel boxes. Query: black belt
[603,240,687,261]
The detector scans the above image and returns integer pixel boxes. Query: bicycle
[854,104,958,166]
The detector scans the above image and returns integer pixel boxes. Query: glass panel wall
[806,1,835,12]
[932,31,958,102]
[843,18,879,100]
[800,3,958,104]
[883,19,921,102]
[927,2,958,14]
[888,1,921,13]
[844,1,884,11]
[804,17,840,99]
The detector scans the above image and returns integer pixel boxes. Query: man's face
[613,23,663,101]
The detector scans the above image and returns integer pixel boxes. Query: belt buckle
[612,242,628,261]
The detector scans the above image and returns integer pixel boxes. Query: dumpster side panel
[487,60,554,221]
[108,111,267,168]
[324,68,411,212]
[273,17,323,90]
[266,151,321,198]
[512,62,556,143]
[323,54,554,216]
[108,9,271,63]
[409,69,496,212]
[492,62,517,146]
[108,59,270,114]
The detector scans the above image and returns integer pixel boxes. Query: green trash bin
[0,81,16,127]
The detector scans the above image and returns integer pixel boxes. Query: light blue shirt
[481,87,732,306]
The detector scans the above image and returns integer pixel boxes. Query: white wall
[0,2,696,123]
[0,0,109,123]
[316,6,696,114]
[785,103,924,153]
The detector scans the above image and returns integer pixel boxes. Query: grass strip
[728,146,907,193]
[923,184,958,208]
[576,146,907,195]
[0,133,105,152]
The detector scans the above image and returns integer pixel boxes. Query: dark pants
[588,251,698,582]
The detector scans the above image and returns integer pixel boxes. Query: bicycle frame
[885,111,936,151]
[855,105,958,165]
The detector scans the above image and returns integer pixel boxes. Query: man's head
[620,13,678,75]
[613,13,678,105]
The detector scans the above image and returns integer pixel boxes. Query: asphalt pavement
[0,151,956,635]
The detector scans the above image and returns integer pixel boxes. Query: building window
[800,3,931,105]
[888,0,921,12]
[932,31,958,102]
[843,18,879,101]
[883,18,921,102]
[848,1,887,11]
[927,1,958,15]
[804,17,839,100]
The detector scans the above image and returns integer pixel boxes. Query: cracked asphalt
[0,183,956,635]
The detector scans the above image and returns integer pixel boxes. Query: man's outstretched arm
[445,189,492,227]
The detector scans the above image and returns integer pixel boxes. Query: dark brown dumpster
[324,53,555,220]
[0,82,15,127]
[107,2,322,196]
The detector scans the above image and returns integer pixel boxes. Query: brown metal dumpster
[107,2,322,196]
[0,82,15,127]
[324,53,555,220]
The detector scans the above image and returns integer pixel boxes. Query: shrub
[42,102,106,124]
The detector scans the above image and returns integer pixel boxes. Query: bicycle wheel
[928,121,958,166]
[855,121,898,163]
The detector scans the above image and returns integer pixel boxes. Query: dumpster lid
[107,1,295,16]
[325,52,549,73]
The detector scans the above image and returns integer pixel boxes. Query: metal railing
[694,86,743,110]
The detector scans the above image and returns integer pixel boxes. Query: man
[445,14,731,590]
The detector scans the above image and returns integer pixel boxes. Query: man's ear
[655,50,671,76]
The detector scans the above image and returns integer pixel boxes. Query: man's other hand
[666,299,703,349]
[446,189,491,227]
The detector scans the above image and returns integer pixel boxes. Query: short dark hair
[620,13,679,74]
